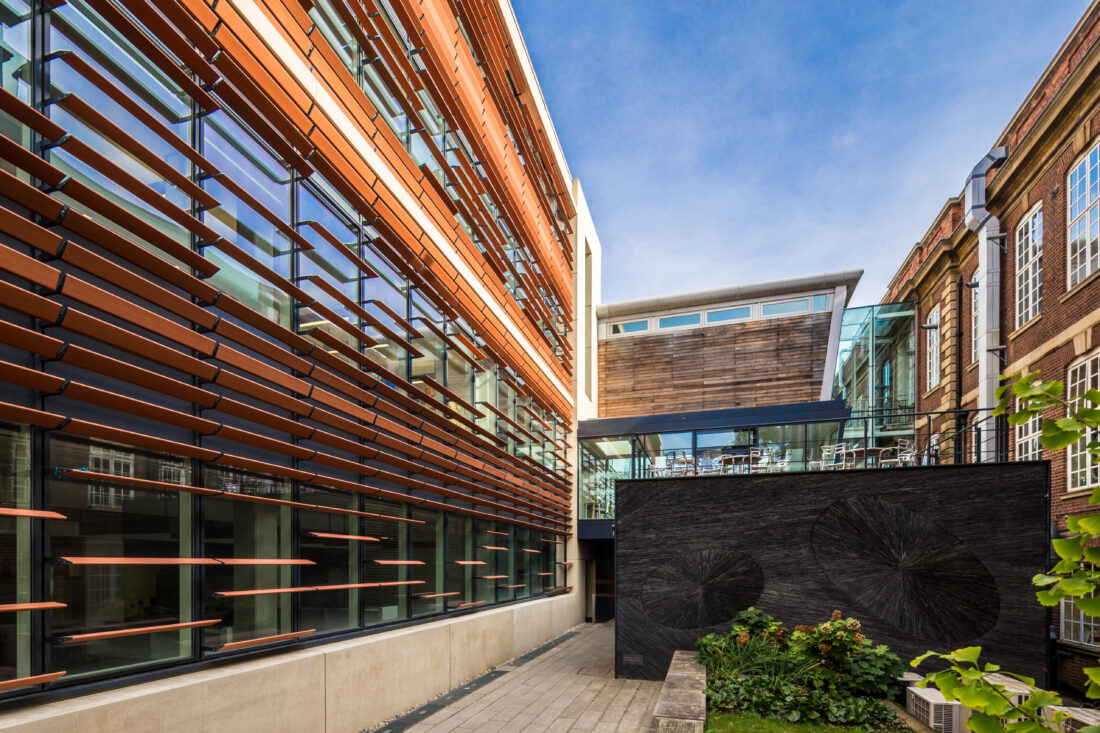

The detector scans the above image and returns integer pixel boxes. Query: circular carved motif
[641,548,764,630]
[811,497,999,643]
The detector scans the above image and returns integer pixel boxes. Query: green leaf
[1075,515,1100,535]
[1032,573,1061,586]
[1059,577,1095,596]
[911,651,939,668]
[998,672,1036,687]
[1077,595,1100,616]
[1028,688,1060,709]
[1043,429,1084,451]
[1078,407,1100,422]
[952,646,982,664]
[1084,666,1100,686]
[1052,559,1083,573]
[1053,536,1085,561]
[1083,388,1100,405]
[1045,381,1066,399]
[968,708,1007,726]
[1085,546,1100,564]
[1007,411,1034,426]
[956,683,1002,709]
[1058,417,1085,431]
[1014,381,1046,398]
[1037,588,1066,606]
[931,671,962,699]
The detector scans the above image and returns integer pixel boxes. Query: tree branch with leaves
[909,371,1100,732]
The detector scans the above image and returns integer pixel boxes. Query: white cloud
[514,0,1091,306]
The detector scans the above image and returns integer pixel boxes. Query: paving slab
[394,623,660,733]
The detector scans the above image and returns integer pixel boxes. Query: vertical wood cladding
[596,314,831,418]
[615,464,1050,683]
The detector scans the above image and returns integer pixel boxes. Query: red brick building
[883,1,1100,693]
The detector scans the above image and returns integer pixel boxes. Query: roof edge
[596,270,864,320]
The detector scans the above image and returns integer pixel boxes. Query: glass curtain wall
[832,303,916,448]
[579,420,845,520]
[0,0,570,696]
[0,434,566,691]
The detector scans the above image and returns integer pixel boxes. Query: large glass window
[1068,352,1100,491]
[1016,205,1043,327]
[1068,143,1100,289]
[757,424,807,472]
[202,468,293,653]
[202,112,293,327]
[446,516,475,609]
[696,429,754,475]
[361,499,407,625]
[49,437,194,679]
[579,436,632,520]
[299,487,359,635]
[637,432,693,478]
[0,423,32,684]
[47,0,193,267]
[409,509,444,618]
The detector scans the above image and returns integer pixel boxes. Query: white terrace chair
[809,444,847,470]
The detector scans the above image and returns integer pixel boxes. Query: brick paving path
[403,622,661,732]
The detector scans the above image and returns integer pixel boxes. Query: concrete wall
[0,593,583,733]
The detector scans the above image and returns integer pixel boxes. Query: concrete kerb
[649,650,706,733]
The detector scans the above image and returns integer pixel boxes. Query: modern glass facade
[0,0,575,702]
[832,303,916,447]
[579,415,846,521]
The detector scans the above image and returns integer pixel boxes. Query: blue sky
[513,1,1090,306]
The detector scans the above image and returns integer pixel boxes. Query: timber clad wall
[596,313,831,419]
[0,0,582,705]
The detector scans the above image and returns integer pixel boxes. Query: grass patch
[706,712,859,732]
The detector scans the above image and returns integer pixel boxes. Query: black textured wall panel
[615,464,1050,682]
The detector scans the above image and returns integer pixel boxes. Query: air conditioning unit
[908,686,969,733]
[898,671,924,685]
[1049,706,1100,732]
[984,673,1034,708]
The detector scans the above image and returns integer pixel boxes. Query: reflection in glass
[49,437,193,678]
[202,467,292,652]
[832,303,916,450]
[637,432,693,478]
[299,487,358,634]
[0,424,32,682]
[579,436,632,520]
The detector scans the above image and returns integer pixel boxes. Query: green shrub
[697,609,905,732]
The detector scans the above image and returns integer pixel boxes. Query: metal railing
[578,408,1012,520]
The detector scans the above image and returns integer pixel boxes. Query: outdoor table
[720,453,764,474]
[841,446,896,468]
